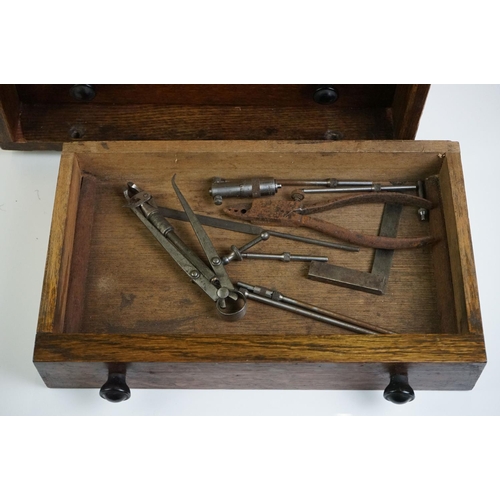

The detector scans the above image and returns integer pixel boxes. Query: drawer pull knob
[383,373,415,405]
[99,373,131,403]
[313,85,339,104]
[69,84,96,102]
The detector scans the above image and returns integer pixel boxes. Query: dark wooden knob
[313,85,339,104]
[69,84,96,102]
[99,373,131,403]
[383,373,415,404]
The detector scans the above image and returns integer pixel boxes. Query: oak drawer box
[33,140,485,401]
[0,84,428,149]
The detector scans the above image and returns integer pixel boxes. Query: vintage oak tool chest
[0,85,485,403]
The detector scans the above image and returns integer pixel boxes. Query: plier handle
[224,192,435,250]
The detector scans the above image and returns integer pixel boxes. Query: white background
[1,84,499,416]
[2,3,498,497]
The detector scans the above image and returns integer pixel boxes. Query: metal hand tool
[210,177,282,205]
[291,183,418,201]
[237,282,394,335]
[157,205,359,252]
[293,180,430,223]
[308,203,402,294]
[416,180,428,221]
[236,252,328,263]
[224,192,435,250]
[209,177,384,204]
[280,178,374,188]
[222,232,271,264]
[294,183,417,195]
[124,178,247,321]
[221,232,327,264]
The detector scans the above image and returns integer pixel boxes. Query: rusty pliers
[223,192,435,250]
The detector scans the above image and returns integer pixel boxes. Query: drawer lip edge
[33,332,487,365]
[59,139,461,155]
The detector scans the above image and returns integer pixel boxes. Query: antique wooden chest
[0,84,485,403]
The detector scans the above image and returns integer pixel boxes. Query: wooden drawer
[33,140,485,402]
[0,84,429,150]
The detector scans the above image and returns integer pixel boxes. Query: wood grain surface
[0,84,20,144]
[33,140,486,390]
[16,84,397,106]
[1,84,429,149]
[392,84,431,139]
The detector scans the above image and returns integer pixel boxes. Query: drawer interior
[48,141,460,338]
